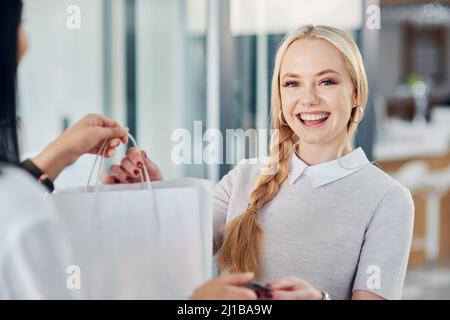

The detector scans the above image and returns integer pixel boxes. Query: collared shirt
[213,148,414,300]
[288,147,370,187]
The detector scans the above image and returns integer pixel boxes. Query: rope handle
[86,133,151,192]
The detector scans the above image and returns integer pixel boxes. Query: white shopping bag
[51,137,212,299]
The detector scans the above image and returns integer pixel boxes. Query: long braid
[217,126,295,277]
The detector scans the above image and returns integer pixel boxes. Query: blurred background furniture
[375,107,450,267]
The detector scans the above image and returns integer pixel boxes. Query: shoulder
[360,162,399,184]
[348,162,414,216]
[225,157,268,183]
[360,163,414,220]
[236,157,269,175]
[357,163,412,196]
[213,157,268,195]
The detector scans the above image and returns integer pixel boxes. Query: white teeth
[299,113,329,121]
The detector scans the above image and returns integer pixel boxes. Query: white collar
[288,147,370,188]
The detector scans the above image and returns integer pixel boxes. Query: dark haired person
[0,0,130,298]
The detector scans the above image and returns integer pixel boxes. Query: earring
[279,110,288,126]
[351,106,364,124]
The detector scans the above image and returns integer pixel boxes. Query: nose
[299,85,320,107]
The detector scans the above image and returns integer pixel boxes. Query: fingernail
[137,162,143,169]
[126,176,135,183]
[142,151,147,159]
[133,169,140,176]
[114,178,121,184]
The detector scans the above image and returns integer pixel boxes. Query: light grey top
[213,148,414,300]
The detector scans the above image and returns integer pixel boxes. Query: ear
[352,91,357,108]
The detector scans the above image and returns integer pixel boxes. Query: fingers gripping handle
[86,133,151,192]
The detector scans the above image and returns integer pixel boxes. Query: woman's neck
[296,141,352,166]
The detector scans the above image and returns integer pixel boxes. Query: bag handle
[86,133,151,192]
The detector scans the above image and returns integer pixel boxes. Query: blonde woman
[104,25,414,300]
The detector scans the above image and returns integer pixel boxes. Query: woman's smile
[296,111,331,128]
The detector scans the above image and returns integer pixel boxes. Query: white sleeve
[0,218,76,299]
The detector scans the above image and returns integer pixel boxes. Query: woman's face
[280,38,356,148]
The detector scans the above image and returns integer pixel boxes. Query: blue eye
[319,79,337,86]
[284,81,299,88]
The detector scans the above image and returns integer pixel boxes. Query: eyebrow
[282,69,341,79]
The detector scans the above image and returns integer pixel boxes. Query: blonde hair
[217,25,369,277]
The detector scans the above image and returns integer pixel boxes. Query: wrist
[21,159,55,192]
[32,140,73,181]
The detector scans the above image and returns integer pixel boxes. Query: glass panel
[136,0,208,179]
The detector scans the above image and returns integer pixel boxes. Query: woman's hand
[101,147,163,184]
[59,113,129,158]
[268,276,323,300]
[191,273,258,300]
[32,114,129,181]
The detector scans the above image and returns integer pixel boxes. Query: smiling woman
[106,24,414,300]
[217,24,371,275]
[278,30,367,165]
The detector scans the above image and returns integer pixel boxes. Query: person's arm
[22,114,129,188]
[211,167,237,255]
[351,185,414,300]
[352,290,384,300]
[191,273,258,300]
[266,277,385,300]
[267,277,323,300]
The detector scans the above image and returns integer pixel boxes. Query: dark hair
[0,0,23,165]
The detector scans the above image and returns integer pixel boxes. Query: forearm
[31,139,76,181]
[352,290,384,300]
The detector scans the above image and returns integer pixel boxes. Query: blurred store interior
[16,0,450,299]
